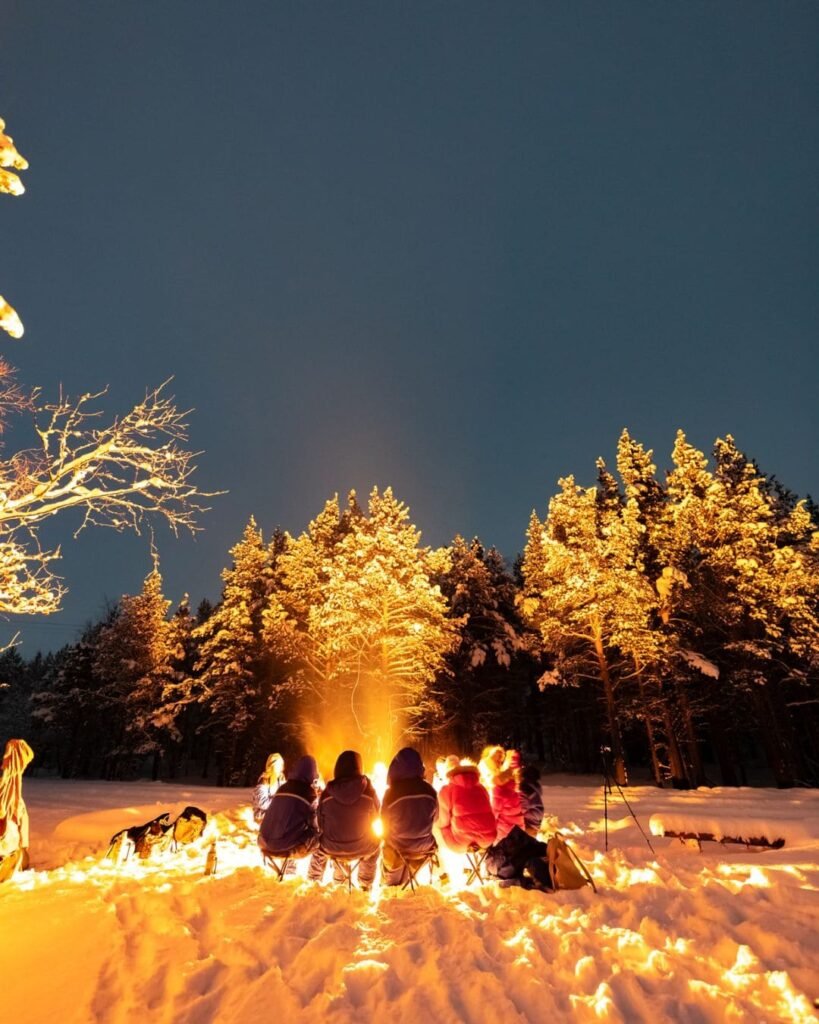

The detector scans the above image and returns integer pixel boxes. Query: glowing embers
[612,863,663,887]
[714,864,772,890]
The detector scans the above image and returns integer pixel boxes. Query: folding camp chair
[397,848,438,894]
[329,857,361,893]
[262,852,292,882]
[465,844,489,886]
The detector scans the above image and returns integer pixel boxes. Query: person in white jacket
[252,752,286,822]
[0,738,33,879]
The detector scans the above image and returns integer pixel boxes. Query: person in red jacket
[437,763,497,853]
[495,751,526,840]
[481,746,525,841]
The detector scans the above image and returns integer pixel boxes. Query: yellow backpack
[546,833,597,892]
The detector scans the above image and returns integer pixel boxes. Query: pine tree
[194,517,273,784]
[30,613,117,777]
[93,562,178,777]
[264,488,457,764]
[520,475,665,784]
[656,431,819,786]
[431,536,529,752]
[0,648,31,740]
[613,432,696,786]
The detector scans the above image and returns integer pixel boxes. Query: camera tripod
[601,746,655,855]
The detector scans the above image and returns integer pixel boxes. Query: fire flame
[371,761,388,801]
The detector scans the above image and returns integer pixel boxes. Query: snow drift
[2,778,818,1023]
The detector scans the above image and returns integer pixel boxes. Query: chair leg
[465,848,487,886]
[400,855,417,893]
[399,851,437,893]
[263,854,291,881]
[331,858,360,892]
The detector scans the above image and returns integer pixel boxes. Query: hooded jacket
[0,739,33,849]
[381,748,438,858]
[258,755,320,857]
[438,765,497,852]
[318,750,381,859]
[519,764,545,834]
[488,766,525,841]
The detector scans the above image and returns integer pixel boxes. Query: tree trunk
[675,682,706,787]
[708,713,740,786]
[768,677,807,782]
[201,734,212,781]
[592,627,627,785]
[753,686,796,788]
[662,707,689,787]
[636,674,663,785]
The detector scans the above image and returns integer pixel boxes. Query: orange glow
[302,704,405,783]
[372,817,384,839]
[371,761,388,802]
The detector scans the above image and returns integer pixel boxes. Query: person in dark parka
[317,750,381,889]
[485,824,555,892]
[258,754,325,879]
[518,760,545,836]
[381,747,438,886]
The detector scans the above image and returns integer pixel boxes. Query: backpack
[106,807,208,864]
[106,812,173,863]
[546,833,596,892]
[172,806,207,846]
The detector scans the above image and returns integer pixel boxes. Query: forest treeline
[1,429,817,789]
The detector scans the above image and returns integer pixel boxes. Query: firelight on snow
[3,779,819,1024]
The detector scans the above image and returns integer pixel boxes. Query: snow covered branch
[0,382,214,613]
[0,382,210,535]
[0,116,28,339]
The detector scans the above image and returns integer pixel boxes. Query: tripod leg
[612,780,656,856]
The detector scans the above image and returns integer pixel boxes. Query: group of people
[252,743,546,890]
[0,736,552,890]
[434,745,545,851]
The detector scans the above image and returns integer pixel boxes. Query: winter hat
[1,738,33,775]
[387,747,424,784]
[289,755,319,785]
[334,750,363,780]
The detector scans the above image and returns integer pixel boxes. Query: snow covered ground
[2,777,818,1024]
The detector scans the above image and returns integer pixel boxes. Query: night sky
[2,3,818,651]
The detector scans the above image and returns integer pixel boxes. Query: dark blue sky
[2,2,818,651]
